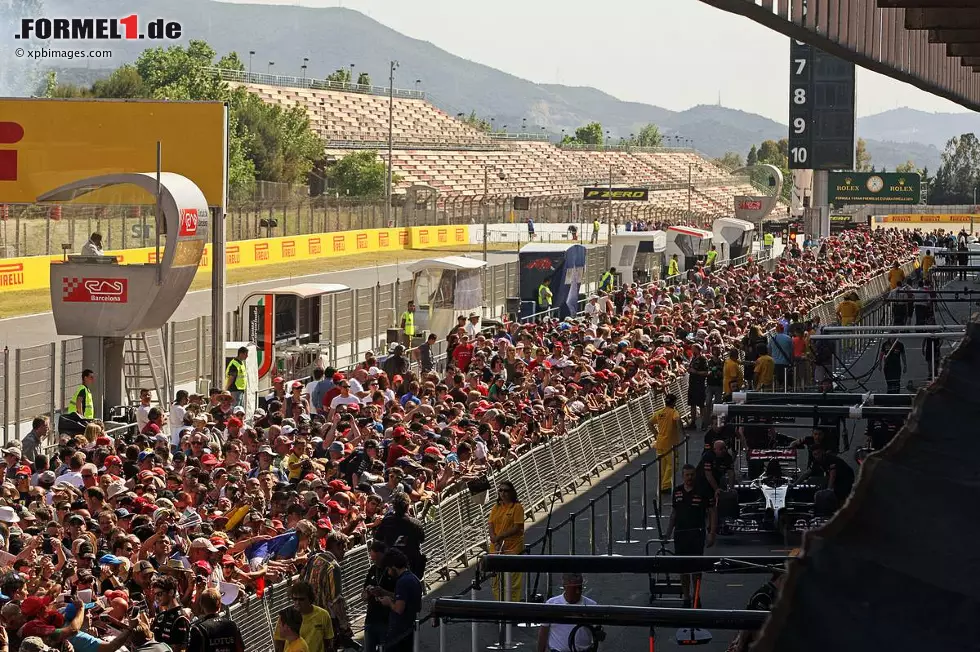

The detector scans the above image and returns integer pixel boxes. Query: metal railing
[0,250,613,440]
[208,67,426,100]
[219,374,697,650]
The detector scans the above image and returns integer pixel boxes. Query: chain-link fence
[0,194,726,258]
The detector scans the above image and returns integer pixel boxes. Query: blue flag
[245,531,298,563]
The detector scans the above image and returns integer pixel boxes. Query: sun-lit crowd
[0,227,915,652]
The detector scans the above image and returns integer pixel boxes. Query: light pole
[415,79,421,91]
[688,162,693,213]
[521,118,526,132]
[482,166,504,262]
[301,57,308,82]
[267,61,274,75]
[385,60,398,227]
[687,162,703,213]
[248,50,255,76]
[350,63,355,88]
[607,165,623,262]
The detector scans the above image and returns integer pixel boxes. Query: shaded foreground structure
[750,317,980,652]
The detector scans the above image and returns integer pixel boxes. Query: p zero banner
[582,187,649,201]
[0,98,227,206]
[828,172,921,205]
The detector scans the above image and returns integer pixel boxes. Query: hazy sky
[226,0,971,123]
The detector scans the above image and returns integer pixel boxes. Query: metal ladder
[123,329,170,407]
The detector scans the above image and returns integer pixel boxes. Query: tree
[636,123,662,147]
[715,152,744,170]
[855,138,873,172]
[931,133,980,204]
[746,145,758,167]
[91,66,147,99]
[895,160,917,174]
[574,122,604,145]
[459,111,491,133]
[326,68,352,84]
[356,72,371,86]
[44,39,324,198]
[325,150,401,197]
[757,139,784,165]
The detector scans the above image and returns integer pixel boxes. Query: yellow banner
[0,99,226,206]
[0,225,470,294]
[880,214,978,223]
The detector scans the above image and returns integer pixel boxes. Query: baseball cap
[327,480,350,493]
[325,500,347,515]
[19,637,54,652]
[134,560,155,574]
[19,596,52,620]
[190,537,218,553]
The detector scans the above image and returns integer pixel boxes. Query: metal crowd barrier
[219,374,696,649]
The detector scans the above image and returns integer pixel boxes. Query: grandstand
[232,73,781,218]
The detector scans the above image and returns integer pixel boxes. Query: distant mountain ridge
[41,0,959,172]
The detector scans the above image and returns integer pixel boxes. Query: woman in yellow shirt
[489,481,525,602]
[649,394,682,491]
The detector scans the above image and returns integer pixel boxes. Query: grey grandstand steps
[123,329,170,408]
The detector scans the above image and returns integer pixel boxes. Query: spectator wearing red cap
[385,428,417,467]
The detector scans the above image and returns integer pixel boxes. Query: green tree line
[42,41,391,198]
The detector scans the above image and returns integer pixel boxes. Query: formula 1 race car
[716,474,837,538]
[741,448,800,480]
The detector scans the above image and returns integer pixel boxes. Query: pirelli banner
[0,225,470,294]
[878,214,977,224]
[583,187,649,201]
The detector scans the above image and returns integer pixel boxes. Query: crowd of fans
[0,227,916,652]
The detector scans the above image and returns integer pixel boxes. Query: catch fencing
[221,375,695,650]
[1,195,718,258]
[0,250,609,440]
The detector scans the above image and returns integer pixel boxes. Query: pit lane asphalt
[413,277,979,652]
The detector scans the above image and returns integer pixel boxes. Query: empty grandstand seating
[243,79,784,217]
[239,82,494,147]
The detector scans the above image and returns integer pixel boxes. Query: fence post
[195,317,203,386]
[14,348,21,439]
[616,474,639,544]
[2,347,9,444]
[589,499,597,555]
[169,323,177,396]
[606,488,614,555]
[372,285,379,351]
[48,343,56,428]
